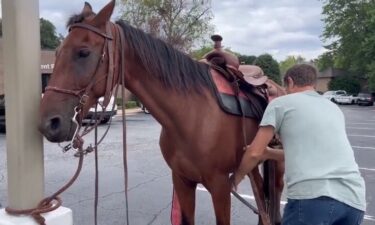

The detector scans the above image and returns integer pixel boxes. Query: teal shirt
[260,90,366,211]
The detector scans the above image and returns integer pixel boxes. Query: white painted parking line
[352,146,375,150]
[348,134,375,138]
[365,215,375,222]
[360,167,375,172]
[196,186,287,205]
[347,122,375,125]
[346,127,375,130]
[197,187,375,221]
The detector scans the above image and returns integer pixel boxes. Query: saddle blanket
[210,69,267,121]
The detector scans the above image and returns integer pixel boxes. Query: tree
[315,51,335,71]
[0,18,60,49]
[328,75,361,94]
[254,54,281,84]
[238,55,256,65]
[321,0,375,91]
[279,55,305,75]
[118,0,214,52]
[189,45,212,59]
[40,18,60,49]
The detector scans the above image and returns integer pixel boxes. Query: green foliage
[40,18,60,49]
[367,62,375,92]
[254,54,281,84]
[190,45,213,59]
[0,18,60,49]
[119,0,214,51]
[321,0,375,88]
[238,55,256,65]
[125,101,138,109]
[279,55,305,75]
[328,75,361,94]
[315,51,335,71]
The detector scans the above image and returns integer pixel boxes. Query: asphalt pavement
[0,105,374,225]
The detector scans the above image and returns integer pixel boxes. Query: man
[231,64,366,225]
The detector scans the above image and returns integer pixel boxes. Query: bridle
[43,21,130,225]
[44,22,119,150]
[45,22,116,117]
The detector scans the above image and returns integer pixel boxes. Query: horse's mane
[116,20,214,95]
[66,12,96,27]
[66,12,214,94]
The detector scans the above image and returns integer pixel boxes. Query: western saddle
[202,35,268,87]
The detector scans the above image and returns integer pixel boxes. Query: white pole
[0,1,73,224]
[1,0,44,209]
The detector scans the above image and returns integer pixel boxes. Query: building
[0,38,133,101]
[0,38,55,95]
[316,67,347,93]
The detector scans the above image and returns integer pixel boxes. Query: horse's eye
[78,49,90,58]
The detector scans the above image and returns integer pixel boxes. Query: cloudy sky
[2,0,327,61]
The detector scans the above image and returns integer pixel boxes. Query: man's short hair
[283,64,317,87]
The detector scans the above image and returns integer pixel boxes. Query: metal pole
[2,0,44,209]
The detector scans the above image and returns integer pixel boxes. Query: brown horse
[38,1,284,224]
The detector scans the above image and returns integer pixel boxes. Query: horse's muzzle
[38,115,73,143]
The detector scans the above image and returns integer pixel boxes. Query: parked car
[138,102,150,114]
[0,95,5,132]
[357,93,374,106]
[85,96,118,124]
[323,90,347,103]
[335,94,358,105]
[0,95,118,133]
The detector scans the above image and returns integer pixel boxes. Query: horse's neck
[124,68,204,129]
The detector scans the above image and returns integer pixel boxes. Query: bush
[125,101,138,109]
[254,54,281,84]
[328,75,361,94]
[115,99,139,109]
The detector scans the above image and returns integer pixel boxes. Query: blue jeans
[282,196,364,225]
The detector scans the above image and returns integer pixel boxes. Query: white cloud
[211,0,325,61]
[0,0,325,61]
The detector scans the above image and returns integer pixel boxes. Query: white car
[86,96,118,124]
[323,90,347,103]
[335,94,358,105]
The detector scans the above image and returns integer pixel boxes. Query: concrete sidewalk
[119,107,143,115]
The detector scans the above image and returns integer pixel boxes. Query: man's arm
[264,146,284,162]
[231,126,276,188]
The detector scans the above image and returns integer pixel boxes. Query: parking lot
[0,104,374,225]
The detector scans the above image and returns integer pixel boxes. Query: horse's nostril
[50,117,61,131]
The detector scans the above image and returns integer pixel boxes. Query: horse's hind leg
[205,174,231,225]
[172,173,197,225]
[274,161,284,225]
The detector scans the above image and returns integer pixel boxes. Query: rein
[6,22,130,225]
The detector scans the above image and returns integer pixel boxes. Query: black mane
[66,12,95,27]
[116,20,214,95]
[66,12,214,95]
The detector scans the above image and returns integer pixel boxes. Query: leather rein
[6,22,130,225]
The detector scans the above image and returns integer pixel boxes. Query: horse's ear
[92,0,115,27]
[81,2,93,15]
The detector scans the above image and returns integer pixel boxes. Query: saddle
[203,35,268,121]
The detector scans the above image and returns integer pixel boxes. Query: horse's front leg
[172,172,197,225]
[205,174,232,225]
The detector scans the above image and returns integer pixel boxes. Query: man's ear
[287,76,294,89]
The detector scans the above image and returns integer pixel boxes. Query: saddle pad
[210,69,267,121]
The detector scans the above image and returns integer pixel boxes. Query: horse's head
[39,1,118,142]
